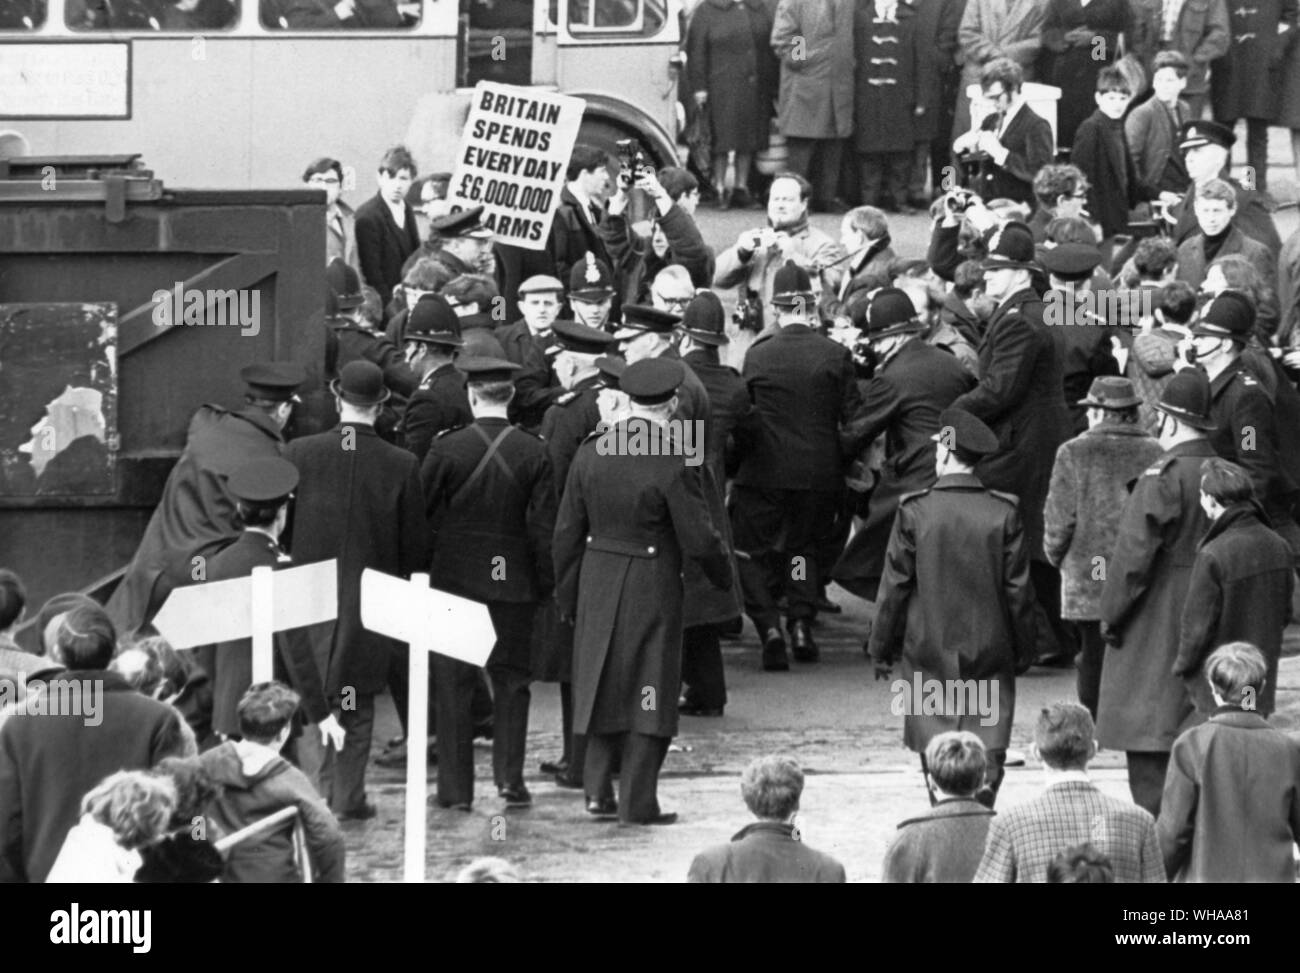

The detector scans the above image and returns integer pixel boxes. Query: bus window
[261,0,418,29]
[67,0,238,30]
[0,0,45,28]
[567,0,664,34]
[458,0,531,88]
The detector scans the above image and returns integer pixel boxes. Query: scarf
[1161,0,1187,44]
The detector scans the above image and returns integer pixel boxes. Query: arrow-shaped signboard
[152,558,338,684]
[360,568,494,883]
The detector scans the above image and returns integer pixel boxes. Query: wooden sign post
[152,558,338,683]
[359,568,495,883]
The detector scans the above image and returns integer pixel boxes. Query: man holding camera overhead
[714,172,846,330]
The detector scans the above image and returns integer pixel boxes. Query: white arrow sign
[153,558,338,684]
[360,568,495,883]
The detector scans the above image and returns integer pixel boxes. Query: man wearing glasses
[303,157,360,277]
[953,58,1054,210]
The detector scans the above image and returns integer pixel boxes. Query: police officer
[535,320,620,785]
[325,258,419,431]
[196,458,343,752]
[421,205,496,280]
[496,275,566,430]
[1098,370,1217,817]
[399,294,471,465]
[422,358,557,810]
[1187,290,1300,558]
[833,287,976,606]
[731,261,861,670]
[554,357,731,825]
[867,408,1037,808]
[568,252,616,331]
[106,362,306,636]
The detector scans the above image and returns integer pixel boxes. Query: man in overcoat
[833,288,975,604]
[284,362,428,819]
[868,407,1038,806]
[553,358,732,825]
[1098,370,1217,817]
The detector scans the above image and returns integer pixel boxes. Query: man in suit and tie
[975,701,1167,882]
[354,145,421,307]
[304,157,360,274]
[953,58,1054,210]
[548,146,613,291]
[285,361,429,820]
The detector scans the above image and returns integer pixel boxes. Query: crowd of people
[6,0,1300,884]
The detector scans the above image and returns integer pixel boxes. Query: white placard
[0,43,130,119]
[445,81,586,250]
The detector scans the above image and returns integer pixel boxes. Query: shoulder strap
[455,424,518,500]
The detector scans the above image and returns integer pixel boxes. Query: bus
[0,0,686,194]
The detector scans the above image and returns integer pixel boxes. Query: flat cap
[933,407,1000,458]
[241,362,306,402]
[430,205,493,239]
[612,304,681,340]
[1040,242,1102,280]
[1190,290,1255,342]
[553,318,619,354]
[621,357,684,405]
[457,355,523,383]
[405,294,464,347]
[228,457,299,506]
[518,274,565,297]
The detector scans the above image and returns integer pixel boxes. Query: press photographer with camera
[714,172,846,331]
[547,146,614,298]
[927,185,999,282]
[599,149,713,309]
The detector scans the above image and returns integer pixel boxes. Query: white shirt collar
[385,196,406,229]
[568,182,595,216]
[1043,767,1091,789]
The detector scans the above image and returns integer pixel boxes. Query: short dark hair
[980,57,1024,95]
[1047,844,1115,883]
[953,260,985,299]
[56,603,117,670]
[1159,280,1198,324]
[770,171,813,201]
[468,379,515,405]
[237,681,300,742]
[1134,237,1178,280]
[404,257,456,293]
[1033,164,1087,211]
[566,146,608,182]
[1197,178,1237,207]
[36,592,98,655]
[444,273,499,308]
[301,157,343,184]
[657,166,698,201]
[1096,66,1131,96]
[1034,701,1094,770]
[378,145,417,178]
[152,757,218,826]
[1200,457,1255,506]
[0,569,25,630]
[235,500,283,529]
[1044,216,1095,246]
[1153,49,1190,78]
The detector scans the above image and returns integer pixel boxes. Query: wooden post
[404,572,431,884]
[249,564,275,684]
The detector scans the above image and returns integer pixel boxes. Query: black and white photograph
[2,0,1300,933]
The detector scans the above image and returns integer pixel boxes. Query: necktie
[588,203,601,225]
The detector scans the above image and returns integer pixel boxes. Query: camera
[616,138,653,186]
[944,187,979,215]
[733,291,764,333]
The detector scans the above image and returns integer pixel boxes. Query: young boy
[1072,67,1160,242]
[1125,51,1193,195]
[199,682,345,883]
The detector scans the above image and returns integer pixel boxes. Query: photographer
[952,58,1053,210]
[927,187,999,282]
[600,164,713,308]
[714,172,846,330]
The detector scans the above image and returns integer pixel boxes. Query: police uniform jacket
[401,363,472,464]
[1177,501,1294,715]
[328,318,419,401]
[734,323,861,492]
[284,423,429,696]
[833,338,976,600]
[554,423,731,738]
[1207,356,1298,517]
[866,472,1038,752]
[1098,438,1216,752]
[951,288,1072,563]
[540,375,604,498]
[682,348,756,484]
[422,416,556,604]
[197,531,332,737]
[106,405,285,635]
